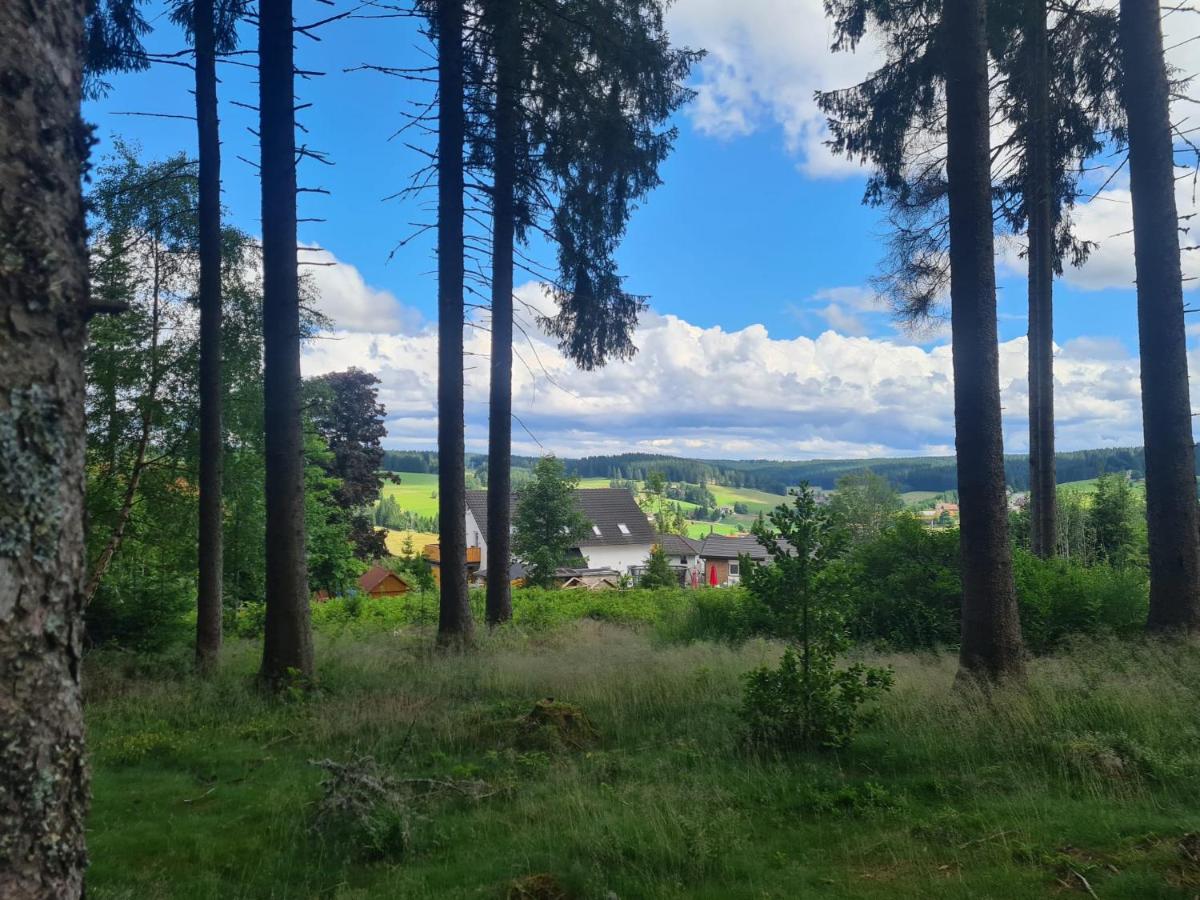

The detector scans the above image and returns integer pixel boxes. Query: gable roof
[466,488,654,548]
[659,534,702,557]
[358,565,407,593]
[698,534,793,561]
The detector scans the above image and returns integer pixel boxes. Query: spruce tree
[1119,0,1200,631]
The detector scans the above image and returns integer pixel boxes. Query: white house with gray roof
[465,488,656,581]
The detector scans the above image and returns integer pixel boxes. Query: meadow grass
[378,472,442,517]
[383,529,440,556]
[85,618,1200,899]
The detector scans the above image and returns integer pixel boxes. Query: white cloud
[301,246,424,334]
[301,280,1177,460]
[667,0,879,177]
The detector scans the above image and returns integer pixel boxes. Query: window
[617,523,630,535]
[729,561,740,576]
[592,525,602,537]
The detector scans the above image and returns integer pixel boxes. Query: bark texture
[943,0,1027,680]
[1024,0,1057,558]
[195,0,224,671]
[1120,0,1200,631]
[485,0,519,627]
[437,0,475,645]
[259,0,314,681]
[0,0,91,895]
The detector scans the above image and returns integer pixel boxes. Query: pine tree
[258,0,315,683]
[942,0,1026,679]
[1120,0,1200,631]
[475,0,696,626]
[435,0,475,646]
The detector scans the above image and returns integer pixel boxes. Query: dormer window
[617,523,630,535]
[592,525,602,537]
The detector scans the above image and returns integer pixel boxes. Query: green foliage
[638,544,679,590]
[1090,474,1145,568]
[305,434,368,598]
[741,648,894,751]
[826,470,903,545]
[512,456,591,587]
[739,485,893,752]
[88,570,194,652]
[830,515,963,650]
[1013,550,1149,651]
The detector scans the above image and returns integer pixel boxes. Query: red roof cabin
[316,565,410,602]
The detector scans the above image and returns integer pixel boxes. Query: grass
[685,520,744,538]
[900,490,942,507]
[383,529,440,555]
[86,608,1200,899]
[378,472,442,517]
[708,484,790,514]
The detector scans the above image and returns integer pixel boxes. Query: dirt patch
[519,699,598,750]
[507,873,573,900]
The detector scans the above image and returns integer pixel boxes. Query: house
[465,488,656,581]
[697,534,792,586]
[422,543,482,586]
[316,565,409,601]
[357,565,410,598]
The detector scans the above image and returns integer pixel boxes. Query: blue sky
[84,0,1194,459]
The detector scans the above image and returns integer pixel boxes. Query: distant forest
[381,447,1154,495]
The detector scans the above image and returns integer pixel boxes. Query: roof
[465,488,654,548]
[698,534,793,561]
[358,565,407,593]
[659,534,702,557]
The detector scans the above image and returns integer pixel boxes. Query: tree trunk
[0,1,90,896]
[437,0,475,645]
[195,0,224,671]
[1025,0,1056,558]
[943,0,1027,680]
[486,0,520,627]
[259,0,314,682]
[1120,0,1200,632]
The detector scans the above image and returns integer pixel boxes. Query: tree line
[382,445,1158,495]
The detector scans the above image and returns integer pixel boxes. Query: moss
[0,385,68,563]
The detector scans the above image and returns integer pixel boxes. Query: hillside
[382,446,1151,496]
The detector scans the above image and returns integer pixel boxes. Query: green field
[900,490,941,507]
[86,606,1200,899]
[708,484,791,513]
[685,520,744,539]
[378,472,442,517]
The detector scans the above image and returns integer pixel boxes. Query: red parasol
[709,564,718,587]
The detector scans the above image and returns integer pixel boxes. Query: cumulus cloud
[301,280,1172,460]
[301,246,424,334]
[667,0,879,177]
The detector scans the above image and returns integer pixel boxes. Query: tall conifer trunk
[0,1,91,894]
[195,0,225,671]
[1120,0,1200,631]
[486,0,519,626]
[438,0,475,644]
[943,0,1027,680]
[1025,0,1057,558]
[259,0,314,681]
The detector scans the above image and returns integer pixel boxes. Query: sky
[84,0,1200,461]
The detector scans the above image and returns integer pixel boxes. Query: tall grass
[86,623,1200,898]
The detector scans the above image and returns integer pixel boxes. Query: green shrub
[832,516,961,650]
[740,647,894,751]
[1013,550,1148,651]
[87,572,193,651]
